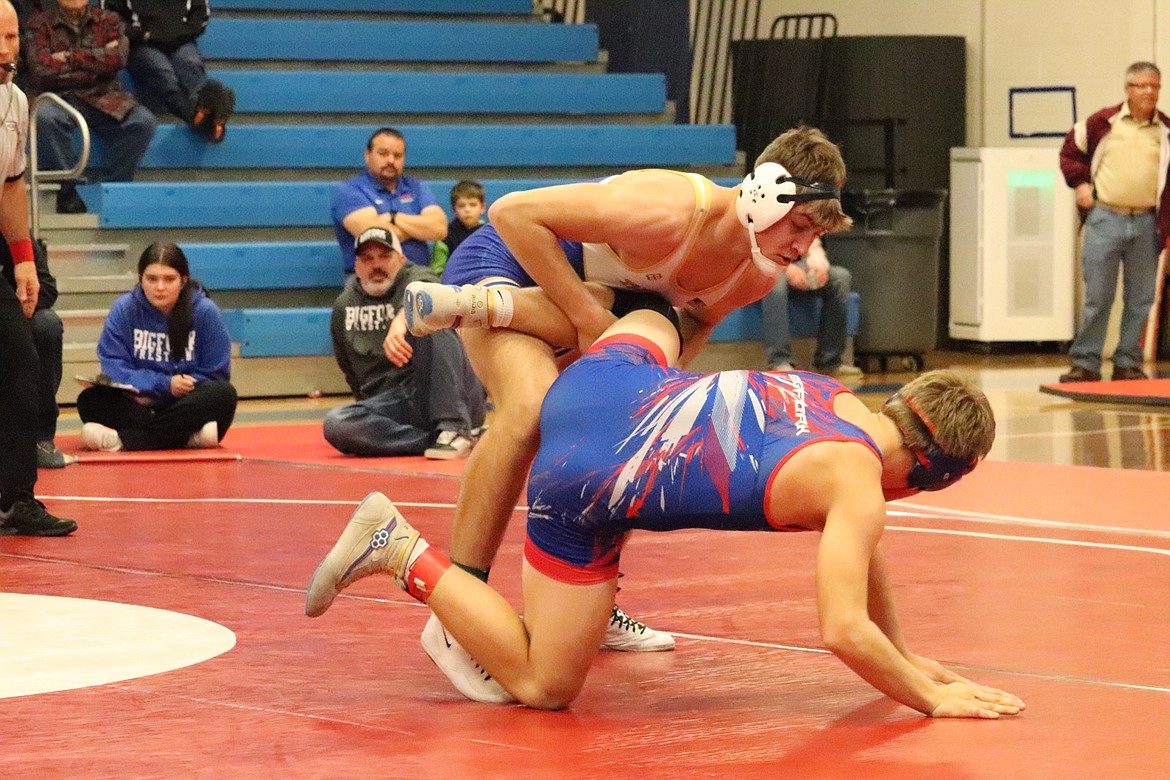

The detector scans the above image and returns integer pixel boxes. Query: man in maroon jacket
[1058,61,1170,383]
[24,0,156,213]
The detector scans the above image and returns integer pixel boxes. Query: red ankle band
[405,546,451,603]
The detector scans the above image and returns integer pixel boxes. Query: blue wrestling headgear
[885,392,978,492]
[735,162,840,277]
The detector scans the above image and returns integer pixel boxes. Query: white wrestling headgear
[735,161,840,276]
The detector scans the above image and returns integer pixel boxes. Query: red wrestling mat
[55,423,470,476]
[6,455,1169,779]
[1039,377,1170,406]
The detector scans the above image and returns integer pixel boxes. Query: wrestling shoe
[80,422,122,452]
[420,612,515,704]
[186,421,219,449]
[404,282,496,336]
[305,492,421,617]
[601,605,675,652]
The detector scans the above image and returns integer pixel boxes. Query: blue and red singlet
[524,334,882,584]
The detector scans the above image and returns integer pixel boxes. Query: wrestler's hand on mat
[929,680,1025,719]
[908,653,1025,718]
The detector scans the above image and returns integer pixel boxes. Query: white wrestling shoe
[420,613,515,704]
[601,605,675,652]
[404,282,498,336]
[305,492,421,618]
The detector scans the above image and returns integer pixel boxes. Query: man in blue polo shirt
[331,127,448,272]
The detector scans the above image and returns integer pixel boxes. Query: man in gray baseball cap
[323,225,485,459]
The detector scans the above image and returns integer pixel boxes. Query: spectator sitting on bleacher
[104,0,235,143]
[760,236,862,381]
[77,241,237,452]
[331,127,447,273]
[24,0,156,214]
[430,179,487,275]
[324,227,485,460]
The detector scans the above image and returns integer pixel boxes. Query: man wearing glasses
[1059,61,1169,383]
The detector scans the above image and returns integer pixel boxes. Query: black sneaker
[56,185,87,214]
[0,499,77,537]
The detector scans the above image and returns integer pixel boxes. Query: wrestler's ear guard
[735,162,840,276]
[735,162,841,232]
[885,392,978,492]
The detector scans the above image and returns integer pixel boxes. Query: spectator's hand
[806,264,829,289]
[50,51,68,63]
[13,261,38,318]
[171,374,196,396]
[785,262,810,291]
[104,40,119,50]
[1074,183,1095,211]
[383,314,412,367]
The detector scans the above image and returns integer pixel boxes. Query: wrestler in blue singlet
[441,223,585,287]
[524,335,882,584]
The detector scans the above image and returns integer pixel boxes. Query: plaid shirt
[24,5,136,121]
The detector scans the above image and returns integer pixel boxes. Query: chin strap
[746,219,786,277]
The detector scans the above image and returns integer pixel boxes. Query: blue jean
[760,265,852,369]
[35,96,157,183]
[1069,206,1160,371]
[126,42,208,123]
[29,307,62,442]
[323,330,486,457]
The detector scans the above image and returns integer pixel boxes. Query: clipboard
[74,374,141,395]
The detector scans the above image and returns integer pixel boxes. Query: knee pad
[609,289,682,341]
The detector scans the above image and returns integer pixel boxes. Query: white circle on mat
[0,593,236,699]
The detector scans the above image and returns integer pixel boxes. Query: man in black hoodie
[104,0,233,142]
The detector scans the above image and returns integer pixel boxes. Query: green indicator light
[1008,170,1054,188]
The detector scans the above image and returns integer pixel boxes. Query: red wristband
[8,238,34,264]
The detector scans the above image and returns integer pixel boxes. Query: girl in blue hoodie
[77,242,237,451]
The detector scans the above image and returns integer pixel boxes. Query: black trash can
[822,189,947,372]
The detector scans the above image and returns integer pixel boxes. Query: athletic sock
[453,562,490,583]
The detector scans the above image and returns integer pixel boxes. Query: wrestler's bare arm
[488,172,697,348]
[803,449,1024,718]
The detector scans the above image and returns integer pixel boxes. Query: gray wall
[747,0,1169,148]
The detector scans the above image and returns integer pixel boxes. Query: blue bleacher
[182,241,346,290]
[214,71,667,115]
[200,19,598,62]
[709,293,862,343]
[223,295,861,358]
[89,176,743,229]
[213,0,531,12]
[63,2,750,374]
[221,307,334,357]
[124,124,737,170]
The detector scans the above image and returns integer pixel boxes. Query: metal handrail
[29,92,91,241]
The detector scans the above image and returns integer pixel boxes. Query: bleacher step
[120,123,737,170]
[210,70,667,116]
[200,18,598,63]
[214,0,532,14]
